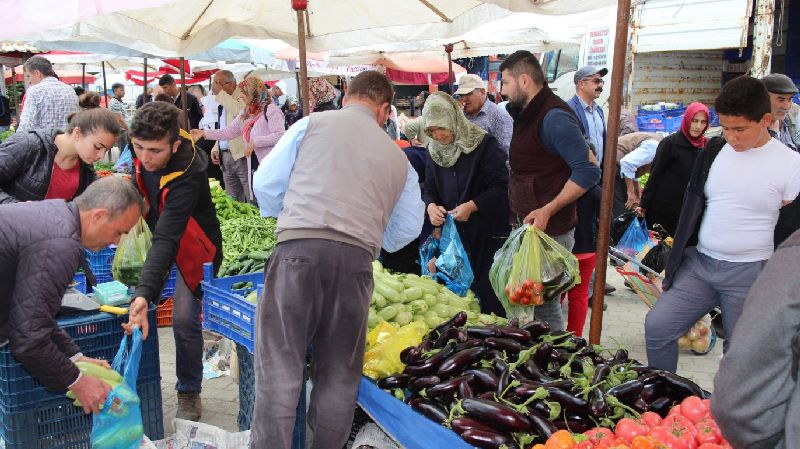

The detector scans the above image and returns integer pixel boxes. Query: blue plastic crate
[84,246,116,285]
[0,379,163,449]
[637,102,685,117]
[0,306,160,412]
[201,264,260,352]
[71,272,86,294]
[637,113,683,133]
[708,109,720,127]
[160,265,178,299]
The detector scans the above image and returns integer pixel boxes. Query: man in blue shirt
[456,74,514,152]
[567,66,608,163]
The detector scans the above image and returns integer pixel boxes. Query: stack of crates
[0,307,163,448]
[637,102,686,133]
[82,245,177,299]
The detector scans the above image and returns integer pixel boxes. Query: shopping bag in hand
[112,217,151,286]
[418,234,439,277]
[428,215,474,296]
[617,216,650,257]
[611,211,636,246]
[490,225,580,322]
[91,328,145,449]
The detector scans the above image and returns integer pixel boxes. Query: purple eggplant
[450,417,495,434]
[521,320,551,339]
[458,380,474,399]
[408,375,441,392]
[478,391,496,401]
[458,428,518,449]
[377,374,410,390]
[648,396,674,417]
[466,325,502,339]
[514,379,574,398]
[592,364,612,386]
[463,369,499,392]
[485,337,526,353]
[399,346,422,365]
[403,342,457,376]
[432,311,467,339]
[520,360,555,383]
[553,415,591,434]
[546,387,591,414]
[657,371,706,399]
[462,398,532,433]
[527,410,558,439]
[640,383,663,403]
[607,379,644,402]
[533,343,554,367]
[426,374,474,398]
[611,348,629,366]
[633,397,648,413]
[438,347,487,378]
[455,338,484,352]
[496,326,532,342]
[493,359,510,397]
[409,398,448,424]
[434,327,468,348]
[590,387,609,417]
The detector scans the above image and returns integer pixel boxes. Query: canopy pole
[179,56,189,127]
[445,44,454,94]
[143,58,148,104]
[81,63,86,89]
[589,0,632,345]
[101,62,108,108]
[294,0,310,115]
[9,66,18,115]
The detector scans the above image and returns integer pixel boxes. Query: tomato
[616,418,650,443]
[521,294,532,305]
[630,436,657,449]
[585,428,616,448]
[661,415,697,438]
[680,396,709,424]
[694,418,721,445]
[668,405,682,417]
[649,427,691,449]
[701,399,711,411]
[575,441,594,449]
[546,430,576,449]
[641,412,663,429]
[696,445,723,449]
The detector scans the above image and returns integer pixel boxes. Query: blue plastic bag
[91,328,144,449]
[617,217,650,256]
[436,215,474,295]
[418,235,439,277]
[114,145,133,173]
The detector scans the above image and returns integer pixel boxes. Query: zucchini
[404,287,423,301]
[374,282,401,303]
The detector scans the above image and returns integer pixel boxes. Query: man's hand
[427,257,438,274]
[450,201,477,222]
[79,356,110,369]
[189,129,205,142]
[69,375,113,414]
[244,140,256,158]
[634,207,646,218]
[410,138,423,147]
[123,297,149,340]
[427,203,447,227]
[211,149,221,165]
[625,191,640,210]
[523,205,553,231]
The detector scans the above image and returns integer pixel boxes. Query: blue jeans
[173,272,203,392]
[645,247,765,372]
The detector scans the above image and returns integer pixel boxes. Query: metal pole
[179,56,189,127]
[750,0,775,78]
[445,44,454,94]
[81,63,86,89]
[101,61,108,108]
[296,8,310,115]
[589,0,632,345]
[143,57,148,104]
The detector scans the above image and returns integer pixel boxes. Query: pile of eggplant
[376,312,709,449]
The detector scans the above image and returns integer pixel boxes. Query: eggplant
[408,398,448,424]
[399,346,421,365]
[426,374,474,398]
[515,379,574,397]
[533,343,554,367]
[592,355,608,366]
[611,348,629,366]
[466,325,502,339]
[450,417,495,434]
[461,398,532,433]
[434,327,468,348]
[438,347,487,378]
[483,349,504,360]
[458,380,474,399]
[640,383,663,403]
[591,364,612,387]
[648,396,674,417]
[521,320,551,339]
[485,337,527,353]
[545,387,591,414]
[632,397,648,413]
[377,374,410,390]
[496,326,532,342]
[478,391,496,401]
[551,348,572,365]
[408,375,441,392]
[527,410,558,439]
[607,379,644,401]
[418,339,434,353]
[494,359,510,397]
[567,336,588,349]
[403,342,457,376]
[553,415,591,434]
[590,387,609,417]
[531,400,551,417]
[520,359,555,383]
[432,311,467,339]
[458,428,518,449]
[657,371,706,399]
[463,369,499,392]
[455,338,484,352]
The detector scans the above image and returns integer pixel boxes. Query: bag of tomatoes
[490,225,580,322]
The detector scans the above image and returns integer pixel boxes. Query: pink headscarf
[681,102,710,149]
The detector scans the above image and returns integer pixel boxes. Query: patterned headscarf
[422,92,486,168]
[237,77,272,142]
[308,78,336,109]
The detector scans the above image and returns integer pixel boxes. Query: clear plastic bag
[362,321,427,380]
[617,217,650,257]
[419,215,474,296]
[490,226,580,322]
[114,145,133,173]
[91,328,144,449]
[112,217,151,286]
[678,314,714,353]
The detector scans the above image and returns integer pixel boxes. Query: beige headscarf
[422,92,486,168]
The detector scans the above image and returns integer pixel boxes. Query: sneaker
[176,391,202,421]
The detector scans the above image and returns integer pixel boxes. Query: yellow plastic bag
[363,321,427,380]
[367,321,397,349]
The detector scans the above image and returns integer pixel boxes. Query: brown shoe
[176,392,202,421]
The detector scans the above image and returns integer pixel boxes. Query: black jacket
[132,135,222,302]
[174,94,204,130]
[663,136,726,290]
[0,200,83,391]
[0,95,10,126]
[0,130,95,204]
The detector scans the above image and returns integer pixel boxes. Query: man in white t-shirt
[645,75,800,373]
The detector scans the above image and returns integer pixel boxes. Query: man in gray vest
[251,71,424,449]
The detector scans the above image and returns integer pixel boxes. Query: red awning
[4,69,95,85]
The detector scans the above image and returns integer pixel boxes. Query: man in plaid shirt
[17,56,78,132]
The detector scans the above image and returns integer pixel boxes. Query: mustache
[595,87,603,93]
[777,108,789,114]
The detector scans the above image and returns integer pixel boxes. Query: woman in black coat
[0,108,120,203]
[421,92,510,316]
[638,102,710,236]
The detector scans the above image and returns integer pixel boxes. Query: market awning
[4,68,95,85]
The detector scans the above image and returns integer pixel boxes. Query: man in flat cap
[567,65,609,164]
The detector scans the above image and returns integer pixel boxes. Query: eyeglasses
[582,77,604,85]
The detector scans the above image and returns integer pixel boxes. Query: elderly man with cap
[271,80,288,107]
[456,74,513,152]
[567,66,608,163]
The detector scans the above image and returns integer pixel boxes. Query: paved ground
[157,266,723,436]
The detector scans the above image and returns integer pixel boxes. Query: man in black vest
[500,50,601,331]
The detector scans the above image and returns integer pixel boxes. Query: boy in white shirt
[645,76,800,373]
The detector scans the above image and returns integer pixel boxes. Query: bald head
[213,70,237,95]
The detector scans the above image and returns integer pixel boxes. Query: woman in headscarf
[282,95,303,129]
[422,92,510,316]
[193,77,286,163]
[638,102,710,236]
[308,78,338,113]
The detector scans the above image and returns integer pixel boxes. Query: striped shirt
[17,77,78,132]
[466,99,513,153]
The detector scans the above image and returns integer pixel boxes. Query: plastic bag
[367,321,398,349]
[92,327,144,449]
[114,145,133,173]
[490,226,580,322]
[362,321,427,379]
[617,217,650,257]
[112,217,151,286]
[433,215,474,296]
[641,238,672,274]
[678,314,714,354]
[611,211,636,246]
[418,235,439,278]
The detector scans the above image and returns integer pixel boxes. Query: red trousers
[562,253,596,337]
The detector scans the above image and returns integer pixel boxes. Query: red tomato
[641,412,663,429]
[680,396,709,424]
[697,445,723,449]
[661,415,698,438]
[649,427,691,449]
[575,441,594,449]
[521,294,532,305]
[668,405,682,417]
[585,428,616,447]
[616,418,650,443]
[694,418,721,445]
